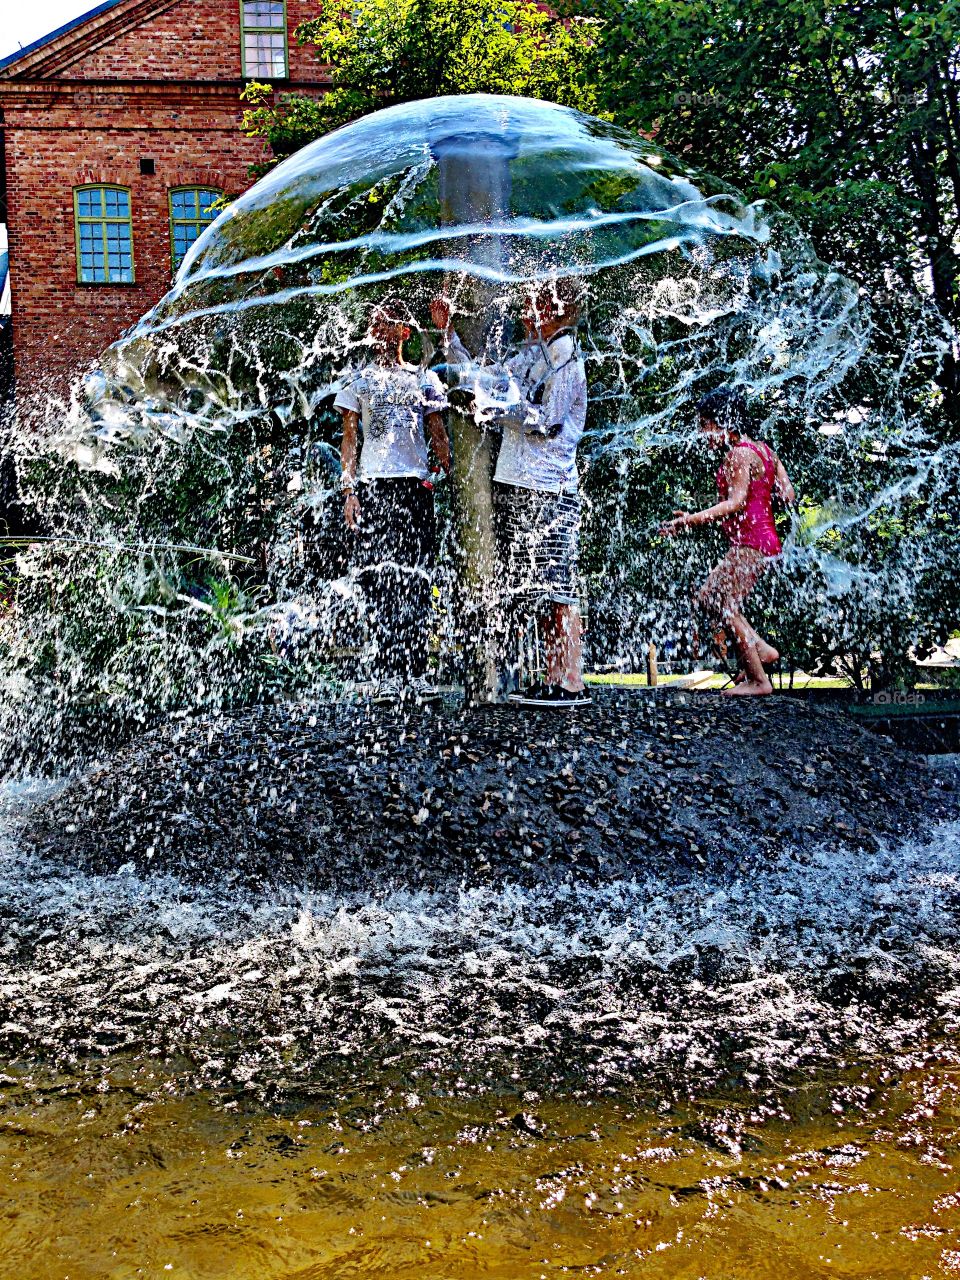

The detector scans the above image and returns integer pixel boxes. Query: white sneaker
[408,676,442,702]
[508,682,592,708]
[372,677,405,704]
[344,678,379,699]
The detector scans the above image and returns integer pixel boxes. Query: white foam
[0,775,956,1091]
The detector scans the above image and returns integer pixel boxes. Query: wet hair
[529,277,582,323]
[370,295,416,330]
[697,386,749,432]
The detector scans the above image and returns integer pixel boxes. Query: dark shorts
[493,481,582,611]
[353,477,436,678]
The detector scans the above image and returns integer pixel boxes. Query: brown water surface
[2,1053,958,1279]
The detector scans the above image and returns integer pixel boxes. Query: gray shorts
[493,482,582,610]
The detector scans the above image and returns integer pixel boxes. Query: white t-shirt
[445,330,587,494]
[334,363,448,481]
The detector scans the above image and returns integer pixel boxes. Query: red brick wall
[1,87,270,410]
[0,0,330,414]
[61,0,326,84]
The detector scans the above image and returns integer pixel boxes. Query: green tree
[584,0,960,431]
[242,0,602,169]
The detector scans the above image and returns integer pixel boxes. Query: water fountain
[1,95,889,751]
[0,95,958,1277]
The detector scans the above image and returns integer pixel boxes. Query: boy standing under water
[335,300,451,701]
[432,283,590,708]
[660,386,795,697]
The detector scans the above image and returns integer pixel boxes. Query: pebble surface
[25,689,959,888]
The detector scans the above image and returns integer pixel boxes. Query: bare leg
[695,548,775,697]
[732,620,779,682]
[723,609,773,696]
[544,602,585,691]
[739,616,779,666]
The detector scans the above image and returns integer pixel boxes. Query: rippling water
[1,775,959,1273]
[2,1051,960,1277]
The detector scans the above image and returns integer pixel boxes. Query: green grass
[585,671,694,687]
[585,670,960,693]
[584,670,850,689]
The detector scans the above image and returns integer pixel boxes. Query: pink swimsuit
[717,441,782,557]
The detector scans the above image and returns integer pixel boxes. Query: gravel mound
[24,689,959,888]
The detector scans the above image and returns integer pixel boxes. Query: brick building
[0,0,328,415]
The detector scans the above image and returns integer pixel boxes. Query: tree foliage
[582,0,960,430]
[242,0,602,169]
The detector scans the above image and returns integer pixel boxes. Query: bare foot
[723,678,774,697]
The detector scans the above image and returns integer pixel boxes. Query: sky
[1,1,102,62]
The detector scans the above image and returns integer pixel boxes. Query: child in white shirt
[334,300,451,698]
[431,283,590,708]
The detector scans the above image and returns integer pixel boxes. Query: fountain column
[431,118,518,703]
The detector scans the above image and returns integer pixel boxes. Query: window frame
[239,0,289,80]
[168,186,224,273]
[73,184,136,286]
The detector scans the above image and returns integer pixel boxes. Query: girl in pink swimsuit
[660,387,795,696]
[717,439,783,557]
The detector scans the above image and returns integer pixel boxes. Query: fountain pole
[431,121,519,704]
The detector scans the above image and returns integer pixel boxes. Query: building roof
[0,0,126,72]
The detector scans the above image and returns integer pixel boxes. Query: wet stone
[20,688,960,892]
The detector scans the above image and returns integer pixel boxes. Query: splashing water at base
[3,820,960,1095]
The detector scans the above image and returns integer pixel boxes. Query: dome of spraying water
[82,93,862,446]
[179,91,765,287]
[6,95,875,765]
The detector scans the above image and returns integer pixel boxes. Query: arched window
[169,188,222,271]
[74,186,134,284]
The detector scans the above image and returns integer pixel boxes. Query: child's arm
[529,349,585,439]
[426,411,451,475]
[775,456,796,505]
[660,450,752,536]
[339,408,361,529]
[430,297,470,365]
